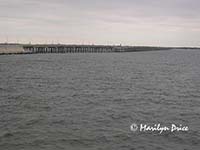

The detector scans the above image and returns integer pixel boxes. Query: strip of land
[0,43,199,55]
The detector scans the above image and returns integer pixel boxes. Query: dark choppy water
[0,49,200,150]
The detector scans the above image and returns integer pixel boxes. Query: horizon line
[0,42,200,48]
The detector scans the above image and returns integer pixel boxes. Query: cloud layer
[0,0,200,46]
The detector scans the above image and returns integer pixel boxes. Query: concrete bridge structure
[23,44,126,53]
[0,43,173,55]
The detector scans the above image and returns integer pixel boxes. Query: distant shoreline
[0,43,199,55]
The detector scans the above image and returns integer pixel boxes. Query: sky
[0,0,200,46]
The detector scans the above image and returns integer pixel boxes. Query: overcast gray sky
[0,0,200,46]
